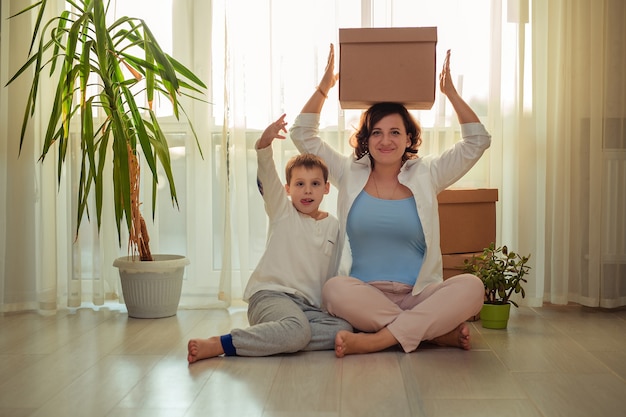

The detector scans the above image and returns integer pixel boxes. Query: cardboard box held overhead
[338,27,437,110]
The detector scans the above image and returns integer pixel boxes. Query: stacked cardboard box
[437,188,499,279]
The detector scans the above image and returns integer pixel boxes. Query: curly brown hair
[348,102,422,165]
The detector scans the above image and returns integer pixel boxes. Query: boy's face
[285,166,330,217]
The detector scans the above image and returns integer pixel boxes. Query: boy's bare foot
[429,322,471,350]
[187,336,225,363]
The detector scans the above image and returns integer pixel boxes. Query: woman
[289,44,491,357]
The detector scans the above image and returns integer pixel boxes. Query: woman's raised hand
[439,49,458,98]
[301,44,338,113]
[318,44,339,96]
[438,49,480,123]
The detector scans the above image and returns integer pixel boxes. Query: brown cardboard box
[442,252,482,280]
[438,188,498,255]
[338,27,437,109]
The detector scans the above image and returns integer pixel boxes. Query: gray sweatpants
[231,290,353,356]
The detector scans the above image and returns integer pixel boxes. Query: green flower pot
[480,303,511,329]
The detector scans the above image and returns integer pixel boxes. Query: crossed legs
[322,274,483,357]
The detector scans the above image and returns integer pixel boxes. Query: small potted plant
[463,243,531,329]
[6,0,207,317]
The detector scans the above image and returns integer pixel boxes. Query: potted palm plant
[6,0,207,317]
[463,243,531,329]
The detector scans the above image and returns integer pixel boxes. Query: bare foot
[187,336,225,363]
[334,328,398,358]
[429,322,471,350]
[334,330,352,358]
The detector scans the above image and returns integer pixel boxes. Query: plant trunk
[128,143,153,261]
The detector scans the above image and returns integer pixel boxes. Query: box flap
[437,188,499,204]
[442,252,484,269]
[339,27,437,44]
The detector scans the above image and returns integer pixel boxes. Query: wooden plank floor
[1,303,625,417]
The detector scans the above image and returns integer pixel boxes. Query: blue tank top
[347,190,425,286]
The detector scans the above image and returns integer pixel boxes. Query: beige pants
[322,274,484,352]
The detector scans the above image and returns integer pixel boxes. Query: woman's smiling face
[368,113,411,165]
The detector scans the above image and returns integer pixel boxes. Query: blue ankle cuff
[220,334,237,356]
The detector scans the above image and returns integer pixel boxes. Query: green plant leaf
[7,0,207,256]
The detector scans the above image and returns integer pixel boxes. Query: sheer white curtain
[191,0,626,308]
[220,0,505,303]
[1,0,625,313]
[534,0,626,307]
[1,0,63,312]
[0,0,229,313]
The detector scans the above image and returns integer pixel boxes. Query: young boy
[187,114,352,363]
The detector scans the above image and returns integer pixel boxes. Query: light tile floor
[1,303,625,417]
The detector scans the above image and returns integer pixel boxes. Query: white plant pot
[113,254,190,319]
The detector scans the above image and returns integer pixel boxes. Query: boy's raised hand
[256,114,288,149]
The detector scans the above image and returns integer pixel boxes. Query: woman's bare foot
[187,336,225,363]
[334,328,398,358]
[429,322,472,350]
[334,331,353,358]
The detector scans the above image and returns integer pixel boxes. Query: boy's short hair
[285,153,329,184]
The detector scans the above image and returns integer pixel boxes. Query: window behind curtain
[72,0,194,284]
[74,0,497,301]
